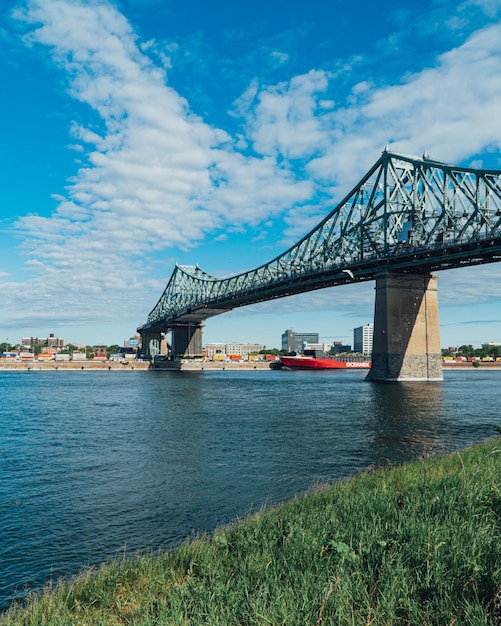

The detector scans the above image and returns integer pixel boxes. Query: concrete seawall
[1,360,500,372]
[442,362,501,370]
[0,360,151,371]
[0,360,273,372]
[152,361,272,371]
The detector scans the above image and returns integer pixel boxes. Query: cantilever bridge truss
[139,151,501,334]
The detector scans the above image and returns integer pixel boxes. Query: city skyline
[1,0,501,349]
[4,325,499,353]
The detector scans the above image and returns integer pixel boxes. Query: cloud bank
[2,0,501,340]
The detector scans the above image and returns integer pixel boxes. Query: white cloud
[307,22,501,188]
[269,50,289,67]
[6,0,314,335]
[16,0,312,258]
[463,0,501,19]
[240,70,332,160]
[3,0,501,342]
[230,20,501,201]
[438,265,501,305]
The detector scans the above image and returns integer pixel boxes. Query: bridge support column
[367,272,443,382]
[171,323,204,358]
[139,331,164,359]
[160,335,168,354]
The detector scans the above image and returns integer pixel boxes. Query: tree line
[442,344,501,359]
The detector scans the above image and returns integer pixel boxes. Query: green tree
[486,345,501,359]
[458,344,474,357]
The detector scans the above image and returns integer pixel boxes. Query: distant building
[93,347,107,360]
[205,343,226,359]
[124,335,140,350]
[22,334,64,349]
[353,323,374,355]
[304,342,333,353]
[282,330,319,353]
[330,342,351,354]
[205,343,262,360]
[47,334,64,348]
[224,343,262,358]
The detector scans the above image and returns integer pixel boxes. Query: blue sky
[1,0,501,350]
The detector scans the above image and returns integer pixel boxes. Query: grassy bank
[2,437,501,625]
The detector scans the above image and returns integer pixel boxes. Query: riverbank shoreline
[0,360,273,371]
[1,360,501,371]
[0,360,151,371]
[443,362,501,370]
[2,436,500,625]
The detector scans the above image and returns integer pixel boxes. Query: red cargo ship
[271,350,371,370]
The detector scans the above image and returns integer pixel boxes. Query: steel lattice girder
[139,151,501,331]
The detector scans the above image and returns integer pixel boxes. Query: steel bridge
[138,150,501,380]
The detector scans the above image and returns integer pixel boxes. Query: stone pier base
[367,272,443,382]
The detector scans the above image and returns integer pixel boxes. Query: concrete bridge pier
[171,323,204,358]
[367,272,443,382]
[139,331,165,359]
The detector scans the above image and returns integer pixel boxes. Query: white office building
[205,343,262,359]
[353,323,374,355]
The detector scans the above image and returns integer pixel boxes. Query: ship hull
[279,356,371,370]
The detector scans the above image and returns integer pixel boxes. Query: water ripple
[1,369,499,610]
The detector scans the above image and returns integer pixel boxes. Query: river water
[1,368,499,610]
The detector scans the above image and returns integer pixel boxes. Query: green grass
[2,436,501,625]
